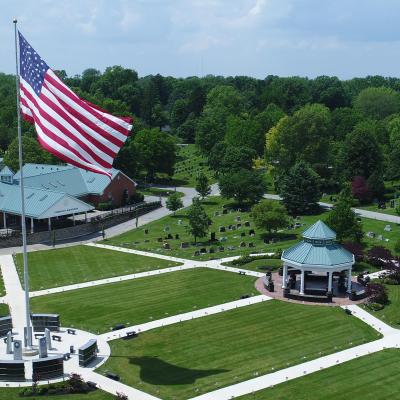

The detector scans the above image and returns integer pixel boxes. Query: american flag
[18,31,132,177]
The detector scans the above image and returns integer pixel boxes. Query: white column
[72,213,75,226]
[84,212,87,223]
[347,268,352,293]
[48,217,51,231]
[3,212,6,229]
[300,269,305,295]
[30,218,34,234]
[282,265,288,289]
[328,271,333,292]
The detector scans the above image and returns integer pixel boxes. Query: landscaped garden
[14,245,181,291]
[0,387,113,400]
[98,300,379,399]
[30,268,257,333]
[237,349,400,400]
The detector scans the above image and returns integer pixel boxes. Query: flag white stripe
[44,76,128,143]
[20,89,111,169]
[34,123,108,175]
[47,70,132,131]
[41,84,120,154]
[20,79,115,162]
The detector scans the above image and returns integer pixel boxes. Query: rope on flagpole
[13,18,33,349]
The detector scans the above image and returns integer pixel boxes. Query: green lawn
[141,188,184,198]
[364,284,400,327]
[0,271,5,297]
[222,258,282,273]
[15,245,181,291]
[0,303,9,316]
[106,196,328,260]
[99,300,379,399]
[30,268,257,333]
[0,388,113,400]
[361,218,400,253]
[237,349,400,400]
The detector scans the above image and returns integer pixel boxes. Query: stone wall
[0,202,161,249]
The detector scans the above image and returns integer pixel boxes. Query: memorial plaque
[39,337,47,358]
[13,340,22,360]
[32,356,64,379]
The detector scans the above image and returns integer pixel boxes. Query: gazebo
[281,220,355,297]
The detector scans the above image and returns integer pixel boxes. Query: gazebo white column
[3,212,6,229]
[282,265,288,289]
[327,271,333,293]
[48,217,51,231]
[347,268,352,293]
[30,218,34,234]
[300,269,305,295]
[72,213,75,226]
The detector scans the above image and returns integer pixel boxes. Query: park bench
[34,333,44,339]
[52,335,62,342]
[67,329,76,335]
[112,324,126,331]
[106,372,120,381]
[238,271,246,275]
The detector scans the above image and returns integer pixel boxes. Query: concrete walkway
[100,295,272,342]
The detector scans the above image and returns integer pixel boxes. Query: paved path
[30,264,197,298]
[100,295,272,342]
[189,304,398,400]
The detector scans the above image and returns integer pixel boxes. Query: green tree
[251,200,288,233]
[367,171,385,200]
[134,128,177,181]
[278,161,322,215]
[354,87,400,120]
[339,122,383,180]
[219,169,265,205]
[186,198,211,243]
[326,186,363,242]
[166,192,183,215]
[266,103,332,176]
[4,136,53,171]
[195,172,211,199]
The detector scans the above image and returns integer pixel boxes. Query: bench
[34,333,44,339]
[240,294,250,299]
[112,324,125,331]
[52,335,62,342]
[86,381,97,389]
[238,271,246,275]
[63,353,71,361]
[67,329,76,335]
[106,372,120,381]
[126,331,137,338]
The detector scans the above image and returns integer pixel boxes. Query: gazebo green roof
[302,220,336,240]
[281,220,354,268]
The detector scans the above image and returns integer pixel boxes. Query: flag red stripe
[45,73,131,137]
[20,91,111,169]
[37,86,117,158]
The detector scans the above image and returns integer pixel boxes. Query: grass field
[222,258,282,272]
[30,268,257,333]
[0,272,5,297]
[237,349,400,400]
[105,196,327,260]
[364,284,400,327]
[361,218,400,253]
[14,245,181,291]
[141,187,184,198]
[99,300,379,399]
[0,388,113,400]
[0,304,9,316]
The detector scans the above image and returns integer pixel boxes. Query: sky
[1,0,400,79]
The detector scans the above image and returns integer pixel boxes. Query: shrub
[130,192,145,204]
[97,202,113,211]
[230,253,282,266]
[365,282,388,305]
[367,302,385,311]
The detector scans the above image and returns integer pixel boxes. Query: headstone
[384,225,392,232]
[249,229,255,236]
[45,328,52,350]
[219,236,227,242]
[181,242,189,249]
[219,246,225,252]
[214,211,220,217]
[178,219,183,225]
[366,231,375,238]
[244,221,250,227]
[175,234,180,240]
[163,242,171,250]
[210,232,216,241]
[6,331,12,354]
[157,237,163,242]
[13,340,22,360]
[200,248,207,254]
[227,246,236,250]
[144,229,149,234]
[240,241,246,248]
[163,226,170,232]
[232,226,236,230]
[222,209,228,214]
[241,232,246,237]
[167,233,173,240]
[219,226,226,232]
[39,337,48,358]
[237,223,242,228]
[249,242,254,248]
[209,247,215,254]
[235,216,241,222]
[377,234,383,241]
[228,225,233,230]
[193,251,200,256]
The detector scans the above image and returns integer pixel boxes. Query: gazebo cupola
[281,220,355,296]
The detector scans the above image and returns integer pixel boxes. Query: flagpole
[13,18,32,349]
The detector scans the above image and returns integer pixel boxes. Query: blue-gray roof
[302,220,336,240]
[282,241,354,267]
[0,182,93,219]
[13,164,132,197]
[0,166,14,176]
